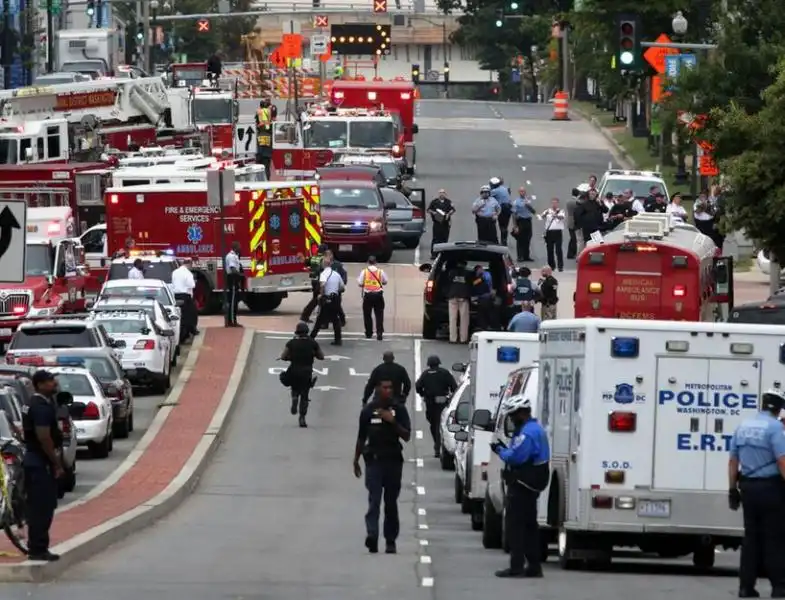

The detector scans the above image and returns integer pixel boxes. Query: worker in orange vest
[255,100,273,177]
[357,256,388,340]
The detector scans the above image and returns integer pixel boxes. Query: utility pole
[2,0,10,87]
[141,0,151,73]
[46,0,55,72]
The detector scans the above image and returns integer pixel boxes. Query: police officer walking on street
[491,394,550,578]
[224,241,243,327]
[280,322,324,428]
[728,389,785,598]
[427,189,455,258]
[362,351,412,406]
[22,370,65,561]
[415,355,458,457]
[301,243,327,323]
[171,258,199,343]
[354,377,411,554]
[310,253,345,345]
[358,256,387,340]
[472,185,500,244]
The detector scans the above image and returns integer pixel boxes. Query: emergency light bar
[14,355,87,367]
[633,213,674,231]
[622,219,666,240]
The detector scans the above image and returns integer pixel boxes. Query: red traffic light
[621,38,633,50]
[620,22,634,35]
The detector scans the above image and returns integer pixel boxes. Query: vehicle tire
[440,444,454,471]
[692,544,715,570]
[422,316,437,340]
[482,493,503,549]
[170,347,178,368]
[377,245,393,263]
[194,277,220,315]
[113,412,131,439]
[3,520,27,555]
[471,501,484,531]
[558,529,583,570]
[461,491,472,514]
[154,369,171,394]
[403,238,420,250]
[63,465,76,492]
[245,293,284,314]
[454,474,462,504]
[91,429,112,459]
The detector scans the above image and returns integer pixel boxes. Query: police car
[334,153,403,188]
[439,365,471,471]
[49,366,114,459]
[597,169,670,202]
[90,310,173,393]
[106,252,180,284]
[5,316,119,365]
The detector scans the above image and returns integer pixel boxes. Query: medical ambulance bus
[103,180,321,314]
[575,214,732,321]
[537,318,785,570]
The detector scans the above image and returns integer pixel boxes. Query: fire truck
[330,80,418,173]
[272,106,403,178]
[575,214,733,322]
[103,180,322,314]
[0,206,100,345]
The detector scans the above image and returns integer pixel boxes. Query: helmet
[489,177,501,187]
[427,355,441,368]
[480,185,491,193]
[501,394,532,415]
[761,389,785,411]
[577,183,591,193]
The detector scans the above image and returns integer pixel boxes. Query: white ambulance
[538,318,784,570]
[458,332,539,531]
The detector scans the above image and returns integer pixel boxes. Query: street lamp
[672,11,690,185]
[672,11,688,36]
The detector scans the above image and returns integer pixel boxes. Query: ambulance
[536,318,783,570]
[457,332,539,531]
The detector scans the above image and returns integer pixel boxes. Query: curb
[570,105,634,170]
[1,328,256,582]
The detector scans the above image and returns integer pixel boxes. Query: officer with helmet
[301,243,327,323]
[491,394,550,578]
[415,355,459,457]
[489,176,513,245]
[728,389,785,598]
[472,185,500,243]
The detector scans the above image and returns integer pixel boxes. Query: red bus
[575,214,732,321]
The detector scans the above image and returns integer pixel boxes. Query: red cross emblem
[314,15,328,27]
[196,18,210,32]
[373,0,387,12]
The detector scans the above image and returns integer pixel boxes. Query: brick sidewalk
[0,327,244,562]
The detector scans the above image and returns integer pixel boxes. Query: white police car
[598,169,670,202]
[439,372,471,471]
[106,252,180,284]
[91,310,173,393]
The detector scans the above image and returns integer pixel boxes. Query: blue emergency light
[56,356,86,367]
[611,337,639,358]
[497,346,520,363]
[162,249,175,256]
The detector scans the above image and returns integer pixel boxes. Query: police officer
[491,394,550,578]
[489,176,513,245]
[362,351,412,406]
[22,370,64,562]
[128,258,145,280]
[472,185,500,244]
[322,250,348,327]
[427,189,455,258]
[310,253,345,345]
[224,241,243,327]
[415,355,458,457]
[255,100,273,177]
[280,321,324,428]
[353,377,411,554]
[301,243,327,322]
[471,264,495,330]
[357,256,387,340]
[728,389,785,598]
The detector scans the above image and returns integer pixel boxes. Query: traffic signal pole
[641,41,718,50]
[46,0,55,72]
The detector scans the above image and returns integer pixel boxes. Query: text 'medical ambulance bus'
[575,213,734,322]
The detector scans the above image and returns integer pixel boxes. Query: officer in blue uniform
[471,185,500,244]
[224,241,243,327]
[354,378,411,554]
[489,177,512,245]
[728,389,785,598]
[491,394,550,578]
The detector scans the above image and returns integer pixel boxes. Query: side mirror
[412,124,419,135]
[452,362,467,373]
[447,422,462,433]
[46,274,55,287]
[56,391,73,406]
[454,430,469,442]
[418,263,432,273]
[384,201,396,210]
[472,408,493,430]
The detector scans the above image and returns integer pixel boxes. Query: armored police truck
[537,318,785,571]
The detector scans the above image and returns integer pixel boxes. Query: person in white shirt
[310,255,346,345]
[540,198,566,272]
[171,258,198,343]
[128,259,145,280]
[629,189,645,214]
[224,242,243,327]
[666,193,688,223]
[693,190,716,238]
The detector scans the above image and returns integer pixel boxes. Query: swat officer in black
[415,355,458,457]
[22,370,64,561]
[301,243,327,322]
[362,351,412,406]
[353,377,411,554]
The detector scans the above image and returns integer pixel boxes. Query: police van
[459,332,538,531]
[538,318,785,570]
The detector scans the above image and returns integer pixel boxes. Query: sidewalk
[0,327,254,582]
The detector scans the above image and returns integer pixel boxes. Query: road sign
[281,33,303,59]
[314,15,328,27]
[270,48,286,68]
[217,0,229,13]
[196,18,210,33]
[310,34,328,55]
[700,154,719,176]
[0,201,26,284]
[374,0,387,12]
[643,33,678,74]
[207,168,235,207]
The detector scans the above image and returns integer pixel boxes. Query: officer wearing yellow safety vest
[357,256,388,340]
[255,100,275,177]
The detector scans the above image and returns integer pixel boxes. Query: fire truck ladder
[0,77,170,126]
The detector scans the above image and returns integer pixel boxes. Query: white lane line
[416,486,426,495]
[414,338,423,412]
[420,555,432,564]
[420,539,429,546]
[517,154,523,159]
[414,244,421,267]
[512,144,518,148]
[416,458,424,468]
[422,577,434,587]
[418,508,427,516]
[521,166,526,172]
[526,180,531,185]
[418,523,429,530]
[416,430,424,439]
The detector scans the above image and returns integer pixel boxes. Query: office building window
[460,44,476,61]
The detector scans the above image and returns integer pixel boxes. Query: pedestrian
[353,377,411,554]
[427,189,455,258]
[280,321,324,428]
[666,193,688,223]
[490,177,512,245]
[358,256,387,340]
[709,184,726,251]
[512,266,537,312]
[491,394,550,578]
[507,305,540,333]
[644,187,667,213]
[540,198,565,272]
[128,258,145,280]
[727,388,785,598]
[22,370,64,562]
[607,192,637,227]
[630,189,645,214]
[362,351,412,406]
[511,187,535,262]
[327,250,349,326]
[471,264,495,330]
[206,52,223,79]
[309,253,345,345]
[171,258,198,343]
[565,188,580,260]
[576,188,607,243]
[472,185,500,244]
[415,355,458,457]
[224,241,243,327]
[538,266,559,321]
[301,243,327,323]
[446,259,471,344]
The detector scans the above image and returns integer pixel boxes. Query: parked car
[380,187,425,249]
[6,316,120,365]
[438,367,471,470]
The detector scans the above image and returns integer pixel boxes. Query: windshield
[173,68,207,83]
[55,373,94,396]
[304,120,347,149]
[602,179,666,199]
[9,327,94,350]
[26,244,53,276]
[0,138,17,165]
[0,409,12,439]
[193,98,232,124]
[108,262,175,283]
[76,356,117,382]
[378,162,398,179]
[728,307,785,325]
[321,187,381,209]
[103,286,169,305]
[99,318,150,335]
[349,121,395,148]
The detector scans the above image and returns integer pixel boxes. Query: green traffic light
[510,1,518,8]
[495,19,503,27]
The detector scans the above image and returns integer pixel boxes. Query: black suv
[728,294,785,325]
[418,241,517,339]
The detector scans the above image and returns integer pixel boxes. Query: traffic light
[495,9,504,27]
[617,14,641,71]
[136,22,144,42]
[86,0,95,16]
[411,63,420,83]
[443,63,450,84]
[509,1,518,9]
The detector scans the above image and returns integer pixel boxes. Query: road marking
[420,539,429,546]
[414,338,423,412]
[414,244,421,266]
[418,523,429,530]
[416,430,424,439]
[418,508,427,516]
[521,166,527,172]
[526,180,531,185]
[517,154,522,159]
[420,555,432,564]
[416,458,424,468]
[416,485,426,495]
[512,143,518,148]
[349,368,370,377]
[422,577,434,587]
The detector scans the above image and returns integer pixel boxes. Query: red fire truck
[575,214,733,321]
[104,180,322,314]
[330,80,418,173]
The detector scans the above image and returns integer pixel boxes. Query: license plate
[388,224,402,231]
[0,328,12,336]
[339,244,353,252]
[637,499,670,518]
[281,277,293,286]
[76,428,85,434]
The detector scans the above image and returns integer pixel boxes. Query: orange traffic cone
[551,91,571,121]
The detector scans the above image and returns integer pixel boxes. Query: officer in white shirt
[171,258,198,343]
[310,255,345,345]
[630,189,645,214]
[540,198,565,272]
[224,242,243,327]
[128,259,145,280]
